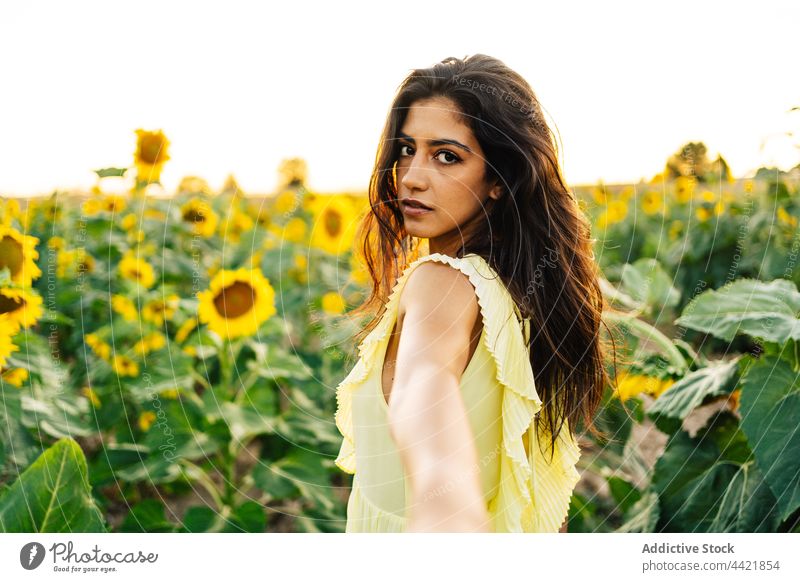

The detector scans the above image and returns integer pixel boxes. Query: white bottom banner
[1,533,797,581]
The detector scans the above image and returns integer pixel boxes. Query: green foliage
[0,439,105,532]
[5,173,800,533]
[676,279,800,343]
[648,358,740,421]
[587,232,800,532]
[652,412,780,532]
[739,356,800,521]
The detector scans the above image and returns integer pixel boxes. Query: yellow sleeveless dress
[334,252,582,533]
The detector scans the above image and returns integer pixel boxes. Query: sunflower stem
[179,459,225,511]
[222,440,238,507]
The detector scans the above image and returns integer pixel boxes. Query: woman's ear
[488,182,504,201]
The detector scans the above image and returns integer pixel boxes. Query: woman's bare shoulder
[397,260,479,328]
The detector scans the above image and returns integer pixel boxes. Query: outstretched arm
[387,262,491,533]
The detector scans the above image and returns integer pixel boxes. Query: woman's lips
[400,199,433,216]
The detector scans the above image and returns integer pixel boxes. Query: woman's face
[394,96,501,256]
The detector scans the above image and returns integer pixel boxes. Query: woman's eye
[399,144,413,157]
[435,150,460,164]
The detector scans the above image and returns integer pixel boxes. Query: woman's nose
[400,157,429,191]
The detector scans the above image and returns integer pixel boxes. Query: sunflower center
[0,236,24,277]
[0,294,24,314]
[183,209,206,223]
[213,281,256,319]
[324,208,343,238]
[139,136,166,165]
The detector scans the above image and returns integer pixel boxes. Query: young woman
[334,54,611,533]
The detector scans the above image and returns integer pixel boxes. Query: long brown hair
[348,54,614,456]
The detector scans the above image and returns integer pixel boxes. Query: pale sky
[1,1,798,197]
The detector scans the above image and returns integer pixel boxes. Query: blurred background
[0,1,798,534]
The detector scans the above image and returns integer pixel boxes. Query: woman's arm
[386,262,491,533]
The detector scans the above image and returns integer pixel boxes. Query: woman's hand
[386,261,491,533]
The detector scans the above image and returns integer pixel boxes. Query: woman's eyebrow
[397,131,473,154]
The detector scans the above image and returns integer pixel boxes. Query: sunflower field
[568,170,800,533]
[0,129,799,533]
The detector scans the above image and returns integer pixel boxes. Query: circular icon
[20,542,46,570]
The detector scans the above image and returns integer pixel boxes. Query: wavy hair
[348,54,615,457]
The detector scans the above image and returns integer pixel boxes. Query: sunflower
[134,129,171,184]
[695,207,712,223]
[668,220,683,241]
[308,196,359,255]
[81,386,101,408]
[181,198,219,238]
[82,196,103,216]
[1,366,28,387]
[674,176,696,204]
[56,248,95,279]
[274,189,300,215]
[249,200,272,228]
[111,294,138,322]
[85,333,112,361]
[119,214,138,232]
[102,194,127,214]
[0,287,43,330]
[289,253,309,284]
[0,225,42,287]
[321,291,346,315]
[47,236,66,251]
[113,354,139,377]
[138,411,156,431]
[142,294,179,327]
[219,207,255,243]
[301,191,319,213]
[134,332,166,357]
[699,189,716,203]
[596,200,628,230]
[641,191,665,215]
[614,373,675,402]
[175,318,197,343]
[284,217,308,243]
[278,158,307,188]
[0,315,19,367]
[160,388,180,399]
[0,198,21,227]
[591,185,611,206]
[197,268,277,339]
[778,206,798,228]
[119,253,156,288]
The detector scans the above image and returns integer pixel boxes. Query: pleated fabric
[334,252,581,532]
